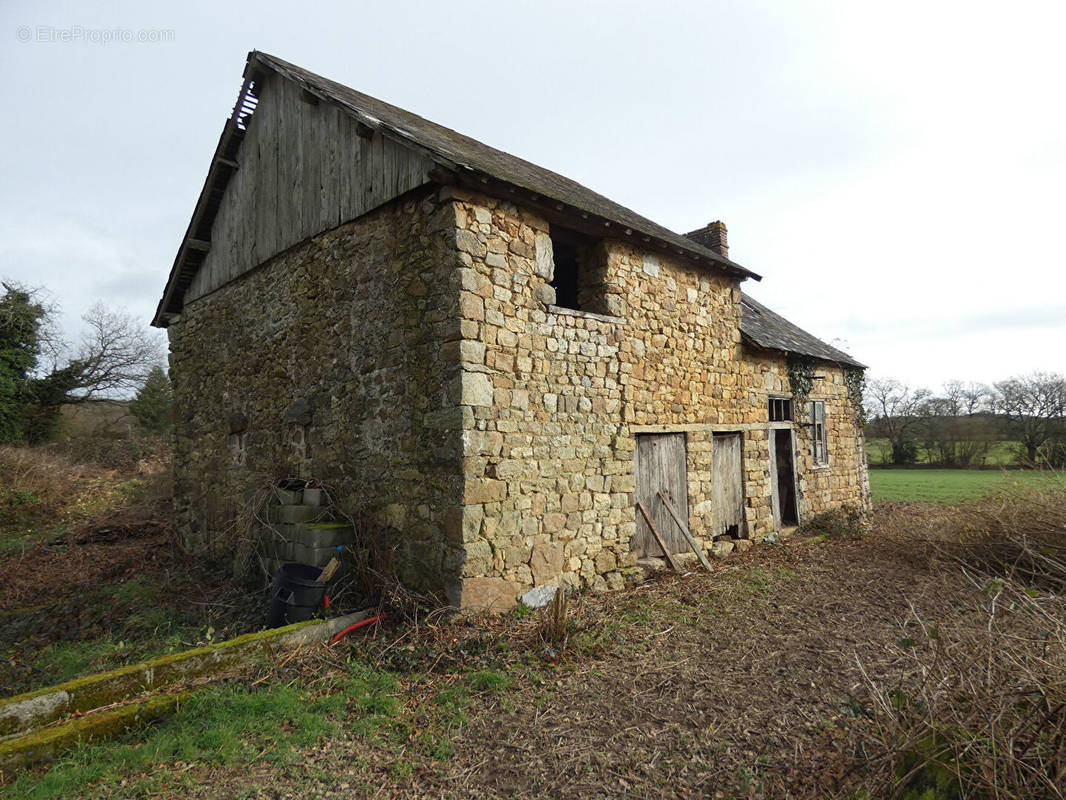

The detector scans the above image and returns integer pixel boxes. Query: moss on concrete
[0,611,364,739]
[0,692,184,773]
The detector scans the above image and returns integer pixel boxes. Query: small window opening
[549,226,601,312]
[768,397,794,422]
[811,401,828,465]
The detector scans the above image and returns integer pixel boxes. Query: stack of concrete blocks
[258,485,357,578]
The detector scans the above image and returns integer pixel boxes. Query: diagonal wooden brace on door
[657,490,714,572]
[635,501,681,572]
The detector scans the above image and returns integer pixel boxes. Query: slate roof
[250,52,760,283]
[740,293,865,369]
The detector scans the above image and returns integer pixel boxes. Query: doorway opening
[773,429,798,526]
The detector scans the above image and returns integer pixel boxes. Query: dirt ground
[150,504,989,800]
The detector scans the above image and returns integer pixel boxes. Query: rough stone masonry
[169,184,869,610]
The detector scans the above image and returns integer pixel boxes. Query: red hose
[330,613,386,644]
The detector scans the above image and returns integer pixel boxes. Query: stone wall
[741,351,872,519]
[168,182,869,609]
[447,189,869,605]
[168,188,464,597]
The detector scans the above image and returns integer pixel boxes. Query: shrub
[892,440,920,466]
[799,505,864,540]
[57,431,169,472]
[1041,440,1066,470]
[0,445,88,525]
[850,480,1066,799]
[0,441,173,536]
[954,476,1066,593]
[852,583,1066,799]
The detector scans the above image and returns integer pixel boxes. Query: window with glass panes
[811,401,828,465]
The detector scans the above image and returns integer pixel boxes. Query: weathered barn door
[711,433,744,538]
[633,433,689,557]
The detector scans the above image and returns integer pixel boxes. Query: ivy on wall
[844,368,867,426]
[786,355,817,402]
[787,356,866,428]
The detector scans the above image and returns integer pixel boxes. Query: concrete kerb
[0,610,370,743]
[0,693,185,776]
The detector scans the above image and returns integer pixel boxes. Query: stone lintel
[546,305,625,325]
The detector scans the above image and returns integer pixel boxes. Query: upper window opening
[768,397,793,422]
[549,226,602,312]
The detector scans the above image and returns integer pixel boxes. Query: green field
[865,437,1018,467]
[868,468,1060,504]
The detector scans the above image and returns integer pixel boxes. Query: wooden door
[712,433,744,538]
[633,433,689,557]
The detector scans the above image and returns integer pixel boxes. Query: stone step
[636,557,667,572]
[636,537,756,572]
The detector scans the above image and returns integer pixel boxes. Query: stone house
[154,52,870,609]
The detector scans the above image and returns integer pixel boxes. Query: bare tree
[922,393,963,466]
[864,377,932,465]
[994,372,1066,466]
[68,304,165,400]
[2,281,167,442]
[954,381,993,416]
[922,381,997,466]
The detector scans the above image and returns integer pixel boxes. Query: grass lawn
[865,437,1019,467]
[1,499,263,697]
[868,468,1060,504]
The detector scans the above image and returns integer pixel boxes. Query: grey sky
[2,0,1063,391]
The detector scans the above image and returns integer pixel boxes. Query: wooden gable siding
[185,75,437,304]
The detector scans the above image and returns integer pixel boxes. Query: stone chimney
[684,220,728,259]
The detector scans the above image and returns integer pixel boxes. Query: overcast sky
[2,0,1063,391]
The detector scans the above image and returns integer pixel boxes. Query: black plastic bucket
[265,563,326,628]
